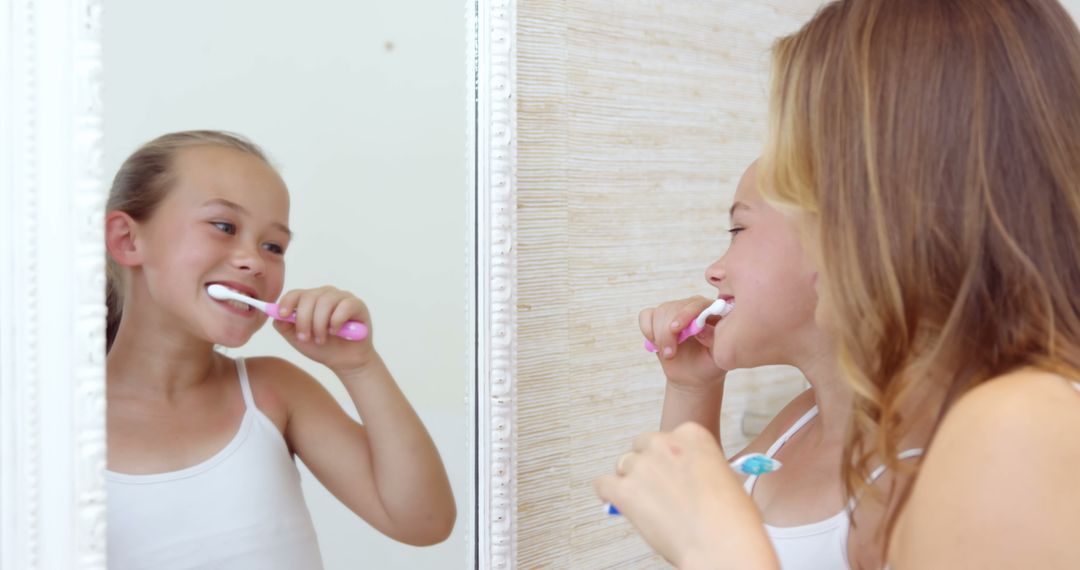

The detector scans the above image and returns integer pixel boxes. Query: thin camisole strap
[866,448,924,484]
[847,448,925,513]
[744,405,819,494]
[235,357,256,410]
[764,405,819,458]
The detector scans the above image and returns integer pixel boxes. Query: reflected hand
[594,422,779,570]
[272,285,375,372]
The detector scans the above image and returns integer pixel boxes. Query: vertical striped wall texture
[515,1,823,567]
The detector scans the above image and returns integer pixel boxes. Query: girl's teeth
[226,300,251,311]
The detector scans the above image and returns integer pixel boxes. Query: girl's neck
[794,345,853,441]
[107,318,220,398]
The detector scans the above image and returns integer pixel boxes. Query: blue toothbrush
[605,453,781,516]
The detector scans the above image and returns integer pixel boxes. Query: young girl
[597,0,1080,568]
[104,131,456,569]
[637,160,915,569]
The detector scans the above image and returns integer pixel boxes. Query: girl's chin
[211,329,259,348]
[707,325,739,370]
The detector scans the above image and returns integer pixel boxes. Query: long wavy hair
[762,0,1080,549]
[106,130,268,352]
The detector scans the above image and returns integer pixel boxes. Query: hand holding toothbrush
[640,296,733,390]
[271,286,377,371]
[593,422,781,569]
[208,284,375,372]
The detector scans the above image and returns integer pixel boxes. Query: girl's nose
[705,255,726,288]
[231,243,265,275]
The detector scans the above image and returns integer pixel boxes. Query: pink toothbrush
[644,298,733,353]
[206,284,369,341]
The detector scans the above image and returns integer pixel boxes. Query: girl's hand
[593,422,779,569]
[640,296,727,391]
[272,286,375,373]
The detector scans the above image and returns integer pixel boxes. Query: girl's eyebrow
[729,201,750,218]
[202,198,293,237]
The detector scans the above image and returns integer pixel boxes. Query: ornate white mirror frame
[471,0,517,568]
[1,0,107,569]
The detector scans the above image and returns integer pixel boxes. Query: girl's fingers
[616,452,639,476]
[632,431,663,453]
[276,286,369,344]
[675,297,712,330]
[651,297,709,358]
[652,306,682,358]
[593,473,624,507]
[291,291,318,342]
[329,298,367,336]
[639,308,657,343]
[275,289,302,319]
[271,318,293,336]
[310,290,345,344]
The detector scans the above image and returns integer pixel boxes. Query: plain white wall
[103,2,469,568]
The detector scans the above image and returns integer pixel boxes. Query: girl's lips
[707,295,735,326]
[700,296,734,329]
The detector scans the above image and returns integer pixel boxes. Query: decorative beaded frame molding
[470,0,517,567]
[1,1,107,569]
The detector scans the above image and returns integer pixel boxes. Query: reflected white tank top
[106,358,324,569]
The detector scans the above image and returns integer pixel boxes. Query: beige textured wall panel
[516,1,824,567]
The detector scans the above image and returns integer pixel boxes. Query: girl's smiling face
[702,162,823,370]
[129,145,292,347]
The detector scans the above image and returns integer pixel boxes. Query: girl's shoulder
[891,368,1080,568]
[928,367,1080,483]
[926,367,1080,483]
[234,356,327,429]
[947,367,1080,435]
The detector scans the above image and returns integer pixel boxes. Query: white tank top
[744,405,923,570]
[106,358,324,569]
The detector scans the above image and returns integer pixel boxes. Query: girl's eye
[263,243,285,255]
[727,226,745,237]
[212,221,236,235]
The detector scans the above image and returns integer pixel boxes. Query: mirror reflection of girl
[597,0,1080,568]
[636,160,913,569]
[104,131,456,569]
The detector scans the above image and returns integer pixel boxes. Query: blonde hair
[763,0,1080,548]
[106,130,269,351]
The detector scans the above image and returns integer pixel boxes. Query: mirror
[101,1,469,568]
[11,0,1080,568]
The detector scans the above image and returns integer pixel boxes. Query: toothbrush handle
[265,303,370,341]
[643,322,704,353]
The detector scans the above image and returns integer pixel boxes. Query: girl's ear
[105,211,143,267]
